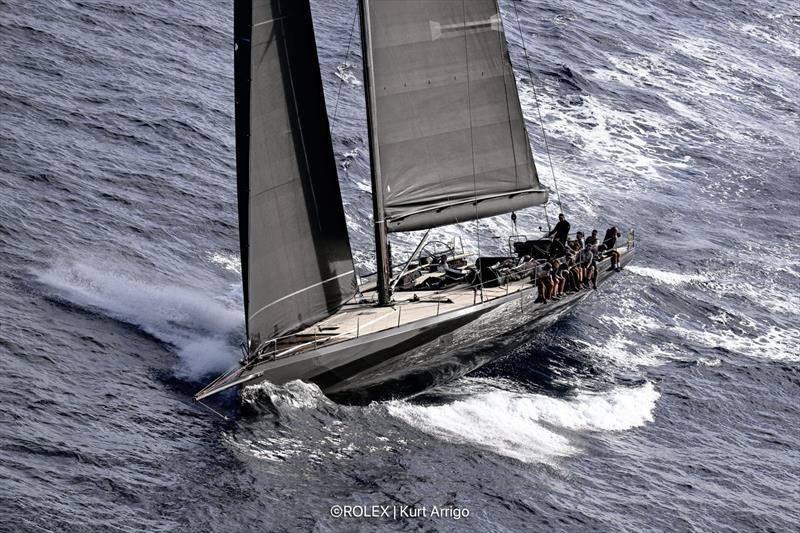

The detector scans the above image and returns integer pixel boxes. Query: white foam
[627,265,709,286]
[241,379,331,410]
[622,255,800,364]
[516,82,684,202]
[585,335,679,368]
[224,433,306,462]
[737,23,800,60]
[334,62,362,86]
[591,38,798,150]
[339,147,361,172]
[619,262,799,364]
[583,286,689,368]
[706,276,800,316]
[176,336,239,380]
[37,261,242,379]
[209,252,241,274]
[229,381,369,463]
[387,380,659,464]
[672,324,800,363]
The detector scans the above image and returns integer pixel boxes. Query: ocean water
[1,0,799,531]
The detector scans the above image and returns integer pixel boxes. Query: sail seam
[248,270,356,321]
[253,16,287,28]
[388,189,547,221]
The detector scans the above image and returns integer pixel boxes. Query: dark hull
[199,249,634,405]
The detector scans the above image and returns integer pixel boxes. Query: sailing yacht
[195,0,635,404]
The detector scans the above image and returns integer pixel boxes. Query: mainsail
[360,0,549,233]
[234,0,357,346]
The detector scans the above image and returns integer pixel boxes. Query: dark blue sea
[1,0,798,530]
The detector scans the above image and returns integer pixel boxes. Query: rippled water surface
[1,0,798,531]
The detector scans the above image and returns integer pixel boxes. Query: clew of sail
[360,0,548,233]
[234,0,357,349]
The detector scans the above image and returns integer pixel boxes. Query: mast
[233,0,252,341]
[358,0,391,305]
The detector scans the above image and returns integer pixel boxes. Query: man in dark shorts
[603,226,621,249]
[547,213,570,257]
[602,226,622,271]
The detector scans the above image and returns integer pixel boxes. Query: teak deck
[267,274,541,359]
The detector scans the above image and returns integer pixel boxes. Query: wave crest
[387,380,660,463]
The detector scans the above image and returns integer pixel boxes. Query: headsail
[234,0,357,347]
[360,0,549,233]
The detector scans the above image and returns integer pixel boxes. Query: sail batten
[235,0,357,345]
[361,0,548,233]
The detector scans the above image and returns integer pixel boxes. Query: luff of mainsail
[234,0,357,349]
[359,0,549,233]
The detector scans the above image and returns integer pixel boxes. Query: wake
[387,378,660,464]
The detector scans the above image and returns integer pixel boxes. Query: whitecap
[627,265,709,286]
[241,379,331,411]
[387,380,660,464]
[584,335,679,368]
[334,62,362,86]
[671,324,800,363]
[209,252,241,274]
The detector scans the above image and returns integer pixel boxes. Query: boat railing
[250,329,336,363]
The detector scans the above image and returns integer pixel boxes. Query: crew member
[603,226,622,271]
[548,213,571,257]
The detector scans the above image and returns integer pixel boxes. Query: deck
[258,270,544,361]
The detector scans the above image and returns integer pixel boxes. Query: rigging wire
[461,0,482,272]
[330,8,359,135]
[196,400,230,421]
[509,0,564,215]
[543,203,552,233]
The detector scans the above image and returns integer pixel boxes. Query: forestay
[234,0,357,347]
[361,0,548,233]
